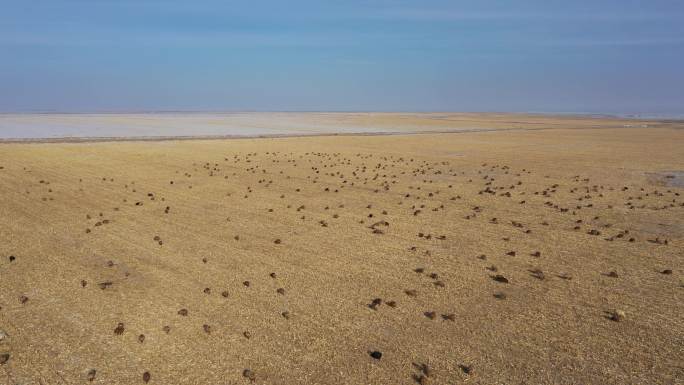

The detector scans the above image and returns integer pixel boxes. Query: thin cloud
[537,37,684,47]
[362,8,684,22]
[0,27,413,49]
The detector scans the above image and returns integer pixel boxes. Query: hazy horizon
[2,111,679,140]
[2,111,683,120]
[2,1,683,114]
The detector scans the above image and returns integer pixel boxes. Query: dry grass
[0,123,683,384]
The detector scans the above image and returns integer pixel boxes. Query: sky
[1,0,683,114]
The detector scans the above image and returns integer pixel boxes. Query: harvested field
[0,124,683,384]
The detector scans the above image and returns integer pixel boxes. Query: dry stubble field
[0,125,683,384]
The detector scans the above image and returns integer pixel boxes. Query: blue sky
[1,0,683,114]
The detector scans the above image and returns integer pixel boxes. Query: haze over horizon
[1,1,683,115]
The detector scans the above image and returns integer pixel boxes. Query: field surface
[0,121,683,384]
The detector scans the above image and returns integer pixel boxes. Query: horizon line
[1,110,682,119]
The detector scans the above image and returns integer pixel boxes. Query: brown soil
[0,123,682,384]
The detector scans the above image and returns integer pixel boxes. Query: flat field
[0,120,683,384]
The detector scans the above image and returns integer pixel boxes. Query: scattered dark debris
[529,269,545,280]
[368,298,382,310]
[243,369,256,381]
[86,369,97,382]
[492,275,509,283]
[114,323,125,335]
[459,364,473,375]
[607,309,626,322]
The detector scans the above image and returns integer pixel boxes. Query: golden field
[0,118,683,384]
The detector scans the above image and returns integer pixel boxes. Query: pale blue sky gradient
[1,0,683,114]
